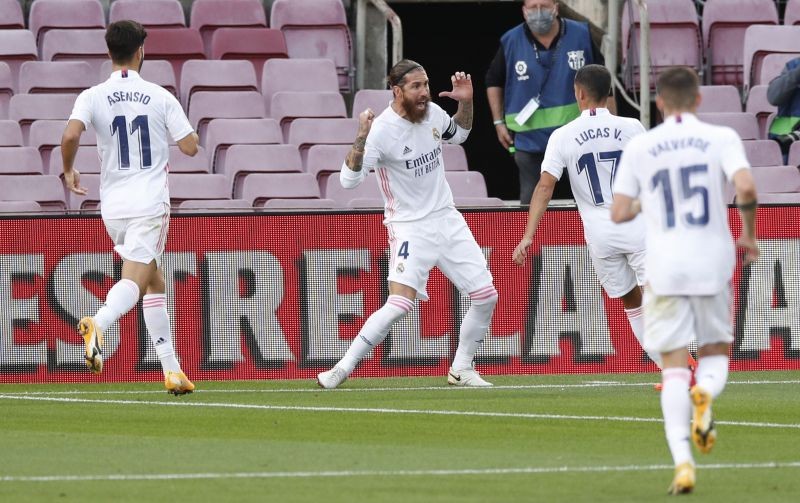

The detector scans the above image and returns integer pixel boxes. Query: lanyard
[532,18,566,100]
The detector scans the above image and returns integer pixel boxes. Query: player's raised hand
[438,72,473,102]
[357,108,375,134]
[736,235,760,265]
[63,168,87,195]
[512,237,533,266]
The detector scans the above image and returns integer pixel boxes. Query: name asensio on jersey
[647,137,710,157]
[107,91,151,106]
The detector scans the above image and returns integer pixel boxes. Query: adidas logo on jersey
[402,146,412,155]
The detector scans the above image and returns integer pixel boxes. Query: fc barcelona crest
[567,50,586,71]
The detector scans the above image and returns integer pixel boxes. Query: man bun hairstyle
[656,66,700,109]
[387,59,424,88]
[574,64,611,102]
[106,20,147,65]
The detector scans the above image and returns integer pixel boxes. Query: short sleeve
[540,129,565,180]
[612,141,641,198]
[164,92,194,142]
[718,129,751,181]
[362,133,383,173]
[68,90,93,128]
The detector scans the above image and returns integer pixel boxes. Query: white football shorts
[589,248,645,299]
[386,209,493,301]
[103,210,170,267]
[643,284,734,354]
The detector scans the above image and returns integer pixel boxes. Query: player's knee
[469,285,498,308]
[383,294,415,321]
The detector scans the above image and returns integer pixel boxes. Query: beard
[400,93,429,123]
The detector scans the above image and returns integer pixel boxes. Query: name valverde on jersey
[541,108,647,258]
[612,113,751,296]
[69,70,194,220]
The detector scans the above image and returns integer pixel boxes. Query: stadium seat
[345,197,384,209]
[203,118,282,174]
[19,61,95,94]
[179,60,258,109]
[0,30,38,93]
[756,192,800,203]
[177,198,253,211]
[9,94,77,143]
[50,145,101,175]
[190,0,267,55]
[305,144,350,181]
[443,144,469,171]
[0,200,42,213]
[28,0,105,51]
[0,174,67,210]
[697,85,742,113]
[445,171,489,198]
[758,53,800,86]
[742,25,800,92]
[187,91,265,138]
[745,85,777,138]
[109,0,186,29]
[67,172,101,211]
[168,145,210,173]
[750,165,800,192]
[696,112,760,140]
[743,140,784,167]
[167,173,229,205]
[0,147,43,175]
[260,198,338,209]
[99,60,178,98]
[786,0,800,26]
[29,120,97,171]
[621,0,701,90]
[701,0,778,86]
[323,172,380,202]
[454,197,506,208]
[210,28,288,89]
[0,63,12,120]
[225,144,303,197]
[351,89,393,118]
[270,0,354,92]
[238,172,321,205]
[0,120,22,146]
[143,28,205,84]
[261,59,340,116]
[789,142,800,167]
[287,117,359,164]
[270,91,347,141]
[40,29,109,77]
[0,0,24,29]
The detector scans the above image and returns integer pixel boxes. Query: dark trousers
[514,150,574,205]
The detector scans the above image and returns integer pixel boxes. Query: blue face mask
[526,8,555,35]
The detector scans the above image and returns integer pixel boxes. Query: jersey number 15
[111,114,151,170]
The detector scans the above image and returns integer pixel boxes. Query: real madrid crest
[432,128,440,141]
[396,263,405,273]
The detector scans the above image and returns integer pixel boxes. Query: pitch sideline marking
[0,394,798,430]
[2,461,799,483]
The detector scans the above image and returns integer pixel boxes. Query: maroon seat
[67,172,101,211]
[40,29,109,77]
[742,25,800,92]
[454,197,505,208]
[261,58,339,116]
[345,197,384,209]
[167,173,229,205]
[750,165,800,193]
[109,0,186,29]
[351,89,392,118]
[177,198,253,211]
[225,144,303,197]
[696,112,760,140]
[179,60,258,109]
[445,171,488,198]
[270,0,353,92]
[0,30,38,93]
[28,0,105,50]
[756,192,800,203]
[210,28,288,89]
[29,119,97,171]
[0,120,22,146]
[0,174,67,210]
[9,94,78,143]
[143,28,205,84]
[305,144,350,181]
[287,117,359,164]
[190,0,267,55]
[0,200,42,213]
[789,142,800,167]
[443,144,469,171]
[697,85,742,113]
[758,53,800,86]
[270,91,347,141]
[323,172,381,201]
[260,198,338,210]
[99,60,178,98]
[50,145,101,175]
[187,90,265,138]
[239,172,320,205]
[0,63,13,120]
[203,118,282,174]
[742,140,784,167]
[19,61,95,94]
[745,85,777,138]
[0,147,43,174]
[0,0,24,29]
[786,0,800,26]
[168,145,210,173]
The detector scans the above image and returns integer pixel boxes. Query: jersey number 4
[111,114,151,169]
[651,164,710,228]
[577,150,622,205]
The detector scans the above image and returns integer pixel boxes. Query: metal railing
[356,0,403,90]
[607,0,650,127]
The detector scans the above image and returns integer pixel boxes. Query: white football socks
[142,293,181,374]
[695,354,729,398]
[452,286,498,370]
[661,367,694,467]
[338,295,414,373]
[93,278,140,332]
[625,306,662,368]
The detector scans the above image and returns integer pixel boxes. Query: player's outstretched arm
[61,119,87,195]
[440,72,473,130]
[733,169,759,265]
[345,109,374,173]
[513,173,557,266]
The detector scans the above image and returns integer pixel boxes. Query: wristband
[493,119,504,126]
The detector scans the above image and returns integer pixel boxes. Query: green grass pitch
[1,371,798,502]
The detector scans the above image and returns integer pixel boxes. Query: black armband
[736,200,758,211]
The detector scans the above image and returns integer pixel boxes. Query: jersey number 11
[111,114,151,170]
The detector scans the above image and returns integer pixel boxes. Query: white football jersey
[361,102,467,223]
[541,108,647,258]
[69,69,194,219]
[613,113,750,296]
